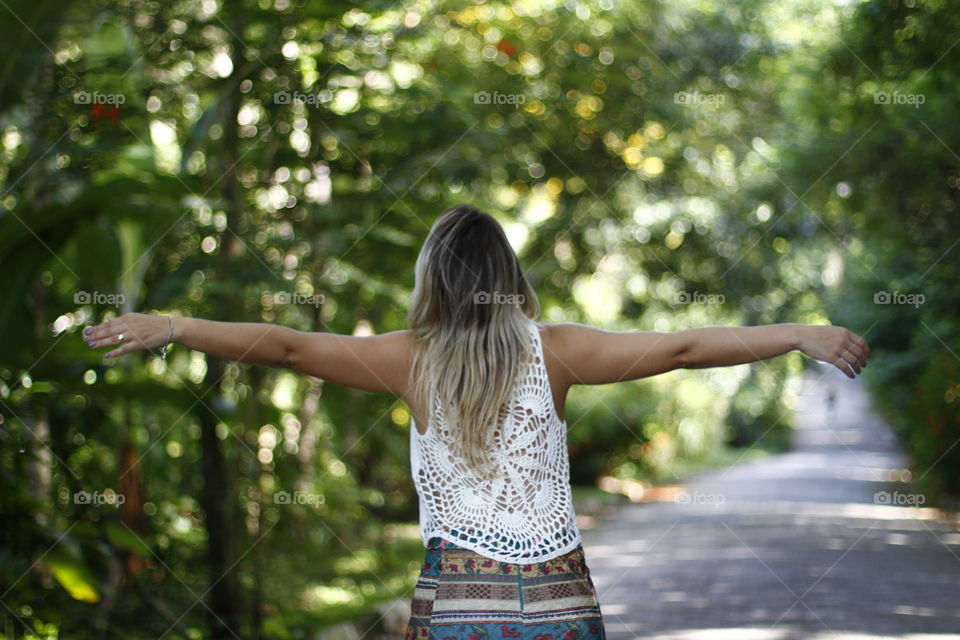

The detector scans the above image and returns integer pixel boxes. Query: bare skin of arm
[83,313,413,393]
[544,322,870,390]
[83,315,869,410]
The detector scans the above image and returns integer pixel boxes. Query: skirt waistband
[426,536,465,551]
[425,536,585,560]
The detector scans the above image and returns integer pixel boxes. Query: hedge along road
[582,364,960,640]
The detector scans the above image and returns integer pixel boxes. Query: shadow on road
[582,364,960,639]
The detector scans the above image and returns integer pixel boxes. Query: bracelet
[160,315,174,361]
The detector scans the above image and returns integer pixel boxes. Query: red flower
[522,564,532,572]
[90,103,121,128]
[496,38,518,58]
[501,626,521,637]
[534,635,553,640]
[482,559,494,567]
[564,632,577,640]
[466,559,476,568]
[503,565,512,573]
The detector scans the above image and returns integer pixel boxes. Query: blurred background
[0,0,957,638]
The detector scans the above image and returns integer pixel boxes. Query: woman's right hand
[797,325,870,378]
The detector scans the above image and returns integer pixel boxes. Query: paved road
[581,365,960,639]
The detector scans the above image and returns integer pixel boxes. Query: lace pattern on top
[409,320,583,563]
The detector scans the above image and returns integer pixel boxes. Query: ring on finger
[117,333,125,343]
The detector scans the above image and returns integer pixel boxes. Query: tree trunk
[195,5,253,638]
[197,366,243,639]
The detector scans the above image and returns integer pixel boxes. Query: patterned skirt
[405,536,606,639]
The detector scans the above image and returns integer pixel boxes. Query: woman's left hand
[83,312,172,359]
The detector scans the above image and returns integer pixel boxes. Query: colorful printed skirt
[405,536,606,639]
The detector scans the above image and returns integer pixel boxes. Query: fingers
[834,357,854,378]
[841,341,864,366]
[853,333,870,362]
[834,332,870,378]
[84,315,129,344]
[840,349,861,375]
[103,343,139,359]
[843,340,865,372]
[847,331,870,366]
[83,314,142,359]
[88,332,136,359]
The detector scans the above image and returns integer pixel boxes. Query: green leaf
[105,522,152,558]
[44,547,100,603]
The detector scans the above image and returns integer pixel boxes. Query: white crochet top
[409,319,583,563]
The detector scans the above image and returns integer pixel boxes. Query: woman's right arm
[548,322,870,386]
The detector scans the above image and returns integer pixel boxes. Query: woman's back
[410,318,582,563]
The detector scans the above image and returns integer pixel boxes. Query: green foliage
[3,0,951,637]
[783,0,960,501]
[724,356,797,453]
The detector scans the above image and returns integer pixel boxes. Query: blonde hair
[407,204,540,479]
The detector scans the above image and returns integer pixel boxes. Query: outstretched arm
[680,324,869,377]
[83,312,412,394]
[84,313,299,368]
[548,322,870,387]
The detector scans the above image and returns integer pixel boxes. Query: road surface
[582,365,960,639]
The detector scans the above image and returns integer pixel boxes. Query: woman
[82,204,870,638]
